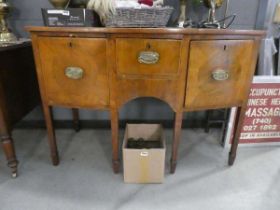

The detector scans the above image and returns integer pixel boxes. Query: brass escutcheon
[65,67,84,80]
[138,51,160,65]
[212,68,229,81]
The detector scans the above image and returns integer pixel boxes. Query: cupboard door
[185,40,254,111]
[38,37,109,108]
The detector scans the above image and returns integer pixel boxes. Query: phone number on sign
[243,125,278,131]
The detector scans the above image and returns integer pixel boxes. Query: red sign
[238,83,280,144]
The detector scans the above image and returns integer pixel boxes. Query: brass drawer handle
[65,67,84,80]
[138,51,160,65]
[212,69,229,81]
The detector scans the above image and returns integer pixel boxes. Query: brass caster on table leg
[170,159,177,174]
[12,172,18,178]
[11,166,18,178]
[112,160,120,174]
[8,160,18,179]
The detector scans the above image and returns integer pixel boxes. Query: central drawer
[116,38,182,79]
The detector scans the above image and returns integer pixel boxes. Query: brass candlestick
[203,0,224,28]
[0,0,17,44]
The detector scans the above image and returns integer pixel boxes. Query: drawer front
[185,40,254,110]
[38,37,109,108]
[116,38,182,79]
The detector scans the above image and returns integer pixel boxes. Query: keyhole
[146,43,151,50]
[69,42,73,48]
[224,45,227,51]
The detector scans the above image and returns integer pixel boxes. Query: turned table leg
[72,108,80,132]
[110,108,120,173]
[1,134,18,178]
[0,104,18,178]
[228,105,246,166]
[170,112,183,174]
[42,104,59,166]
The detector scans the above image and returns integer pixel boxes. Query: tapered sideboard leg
[170,112,183,174]
[228,106,245,166]
[1,134,18,178]
[110,108,120,174]
[72,108,80,132]
[42,104,59,166]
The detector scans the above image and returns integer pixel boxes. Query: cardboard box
[123,124,166,184]
[41,8,101,27]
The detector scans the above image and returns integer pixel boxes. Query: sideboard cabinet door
[37,37,109,108]
[185,40,254,111]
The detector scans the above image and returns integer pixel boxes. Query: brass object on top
[138,51,160,65]
[0,0,17,44]
[212,68,229,81]
[202,0,225,29]
[65,67,84,80]
[49,0,70,9]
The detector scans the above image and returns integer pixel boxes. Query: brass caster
[12,172,18,178]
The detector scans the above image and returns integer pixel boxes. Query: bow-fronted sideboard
[27,27,265,174]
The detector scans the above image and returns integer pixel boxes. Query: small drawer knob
[212,69,229,81]
[65,67,84,80]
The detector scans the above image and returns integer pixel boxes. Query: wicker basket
[104,7,174,28]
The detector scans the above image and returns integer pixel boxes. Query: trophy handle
[208,0,216,23]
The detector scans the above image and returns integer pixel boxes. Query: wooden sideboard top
[26,26,266,37]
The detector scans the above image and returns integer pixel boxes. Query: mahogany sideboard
[27,27,265,174]
[0,42,40,177]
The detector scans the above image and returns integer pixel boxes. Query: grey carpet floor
[0,128,279,210]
